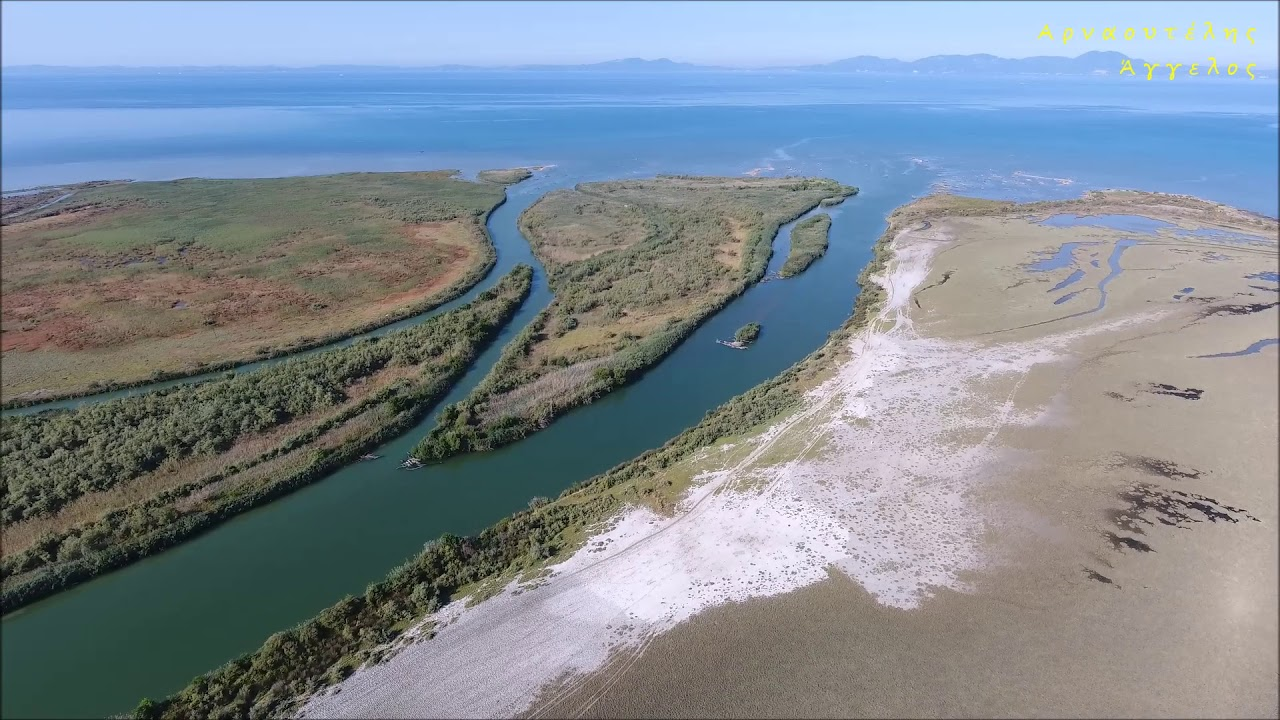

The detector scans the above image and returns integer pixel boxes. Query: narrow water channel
[2,179,560,417]
[0,171,927,719]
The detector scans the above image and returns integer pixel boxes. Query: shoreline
[304,189,1276,719]
[144,188,1277,719]
[526,194,1279,718]
[301,193,932,720]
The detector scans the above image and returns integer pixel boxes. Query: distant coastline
[9,51,1274,77]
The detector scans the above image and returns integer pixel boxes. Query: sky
[2,1,1277,68]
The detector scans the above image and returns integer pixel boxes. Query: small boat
[716,339,748,350]
[399,457,424,470]
[359,454,381,461]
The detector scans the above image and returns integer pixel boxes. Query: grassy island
[413,176,857,461]
[734,322,762,344]
[477,168,535,185]
[778,213,833,278]
[1,171,525,404]
[0,266,533,611]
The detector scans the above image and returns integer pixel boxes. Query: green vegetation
[477,168,534,185]
[778,213,832,278]
[819,196,845,208]
[734,323,761,344]
[2,171,518,403]
[0,267,533,612]
[134,189,1280,720]
[142,188,893,720]
[414,176,857,461]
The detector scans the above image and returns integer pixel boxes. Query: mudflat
[542,195,1280,718]
[294,190,1276,719]
[0,171,514,401]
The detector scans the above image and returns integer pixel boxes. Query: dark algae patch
[1107,482,1258,538]
[1199,301,1278,317]
[1102,531,1155,553]
[1114,453,1204,481]
[913,269,954,309]
[1082,567,1121,588]
[1146,383,1204,400]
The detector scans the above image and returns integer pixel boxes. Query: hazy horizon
[3,1,1277,68]
[12,50,1278,71]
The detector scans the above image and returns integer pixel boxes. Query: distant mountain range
[5,52,1275,76]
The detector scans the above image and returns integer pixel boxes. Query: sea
[0,69,1276,719]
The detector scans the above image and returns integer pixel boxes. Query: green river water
[1,171,927,718]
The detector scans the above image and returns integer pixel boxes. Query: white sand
[302,221,1167,719]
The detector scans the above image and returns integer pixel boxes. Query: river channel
[0,168,927,719]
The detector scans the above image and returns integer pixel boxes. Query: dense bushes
[734,322,762,344]
[2,267,527,523]
[779,213,832,277]
[0,267,533,611]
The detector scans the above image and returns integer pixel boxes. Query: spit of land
[416,175,855,461]
[296,190,1278,719]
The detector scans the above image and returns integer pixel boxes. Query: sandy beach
[302,193,1279,719]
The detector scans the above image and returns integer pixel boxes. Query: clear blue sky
[2,1,1277,67]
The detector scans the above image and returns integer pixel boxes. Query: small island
[734,322,761,344]
[779,213,833,277]
[477,167,534,185]
[718,322,761,349]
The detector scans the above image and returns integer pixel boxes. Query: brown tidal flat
[528,197,1280,719]
[300,192,1276,720]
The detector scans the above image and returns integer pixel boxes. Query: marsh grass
[779,213,832,277]
[2,171,511,401]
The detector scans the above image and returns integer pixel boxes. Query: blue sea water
[1041,213,1275,244]
[3,70,1278,215]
